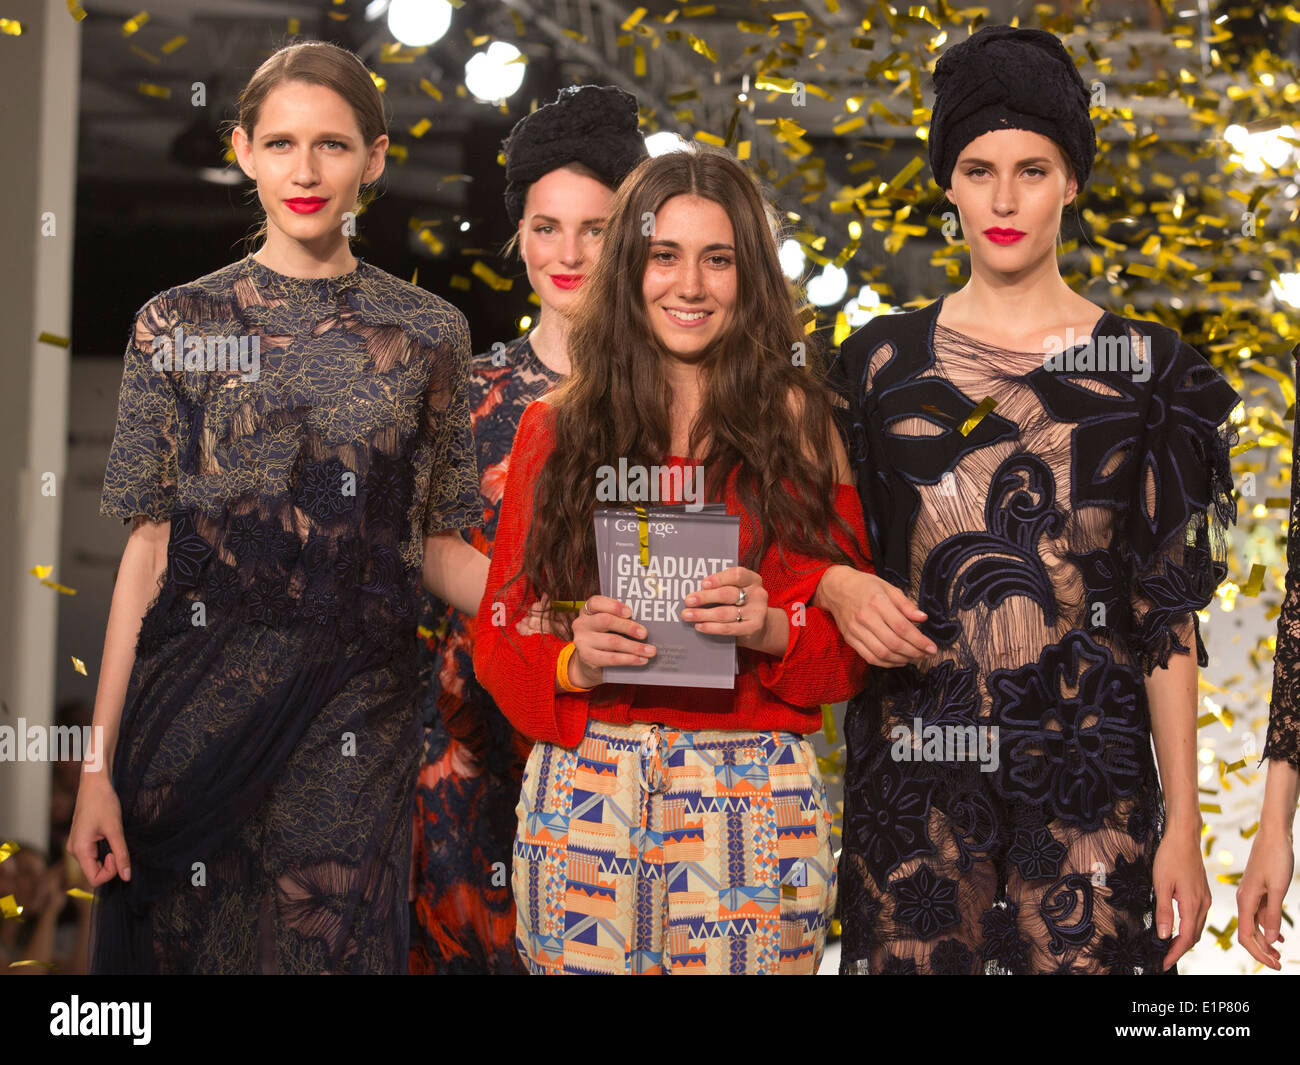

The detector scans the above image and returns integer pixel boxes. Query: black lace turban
[502,84,648,226]
[928,25,1096,191]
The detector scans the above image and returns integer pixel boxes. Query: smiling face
[232,79,388,255]
[519,165,615,316]
[945,127,1078,276]
[641,193,737,360]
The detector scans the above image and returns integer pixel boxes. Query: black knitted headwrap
[502,84,648,226]
[928,25,1096,191]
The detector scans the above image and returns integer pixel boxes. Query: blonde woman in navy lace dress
[69,42,482,974]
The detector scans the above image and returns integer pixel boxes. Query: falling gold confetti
[0,841,17,863]
[71,656,86,676]
[959,397,997,436]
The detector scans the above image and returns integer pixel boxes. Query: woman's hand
[681,566,773,651]
[1153,826,1210,971]
[1236,824,1294,970]
[68,774,131,888]
[815,566,935,667]
[568,595,656,688]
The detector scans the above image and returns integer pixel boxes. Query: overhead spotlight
[1224,123,1297,173]
[1271,272,1300,309]
[845,285,886,326]
[386,0,453,47]
[778,238,806,281]
[806,264,848,307]
[645,131,687,156]
[464,41,526,103]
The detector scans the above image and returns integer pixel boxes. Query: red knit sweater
[472,400,873,747]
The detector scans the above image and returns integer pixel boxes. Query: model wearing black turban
[928,25,1096,191]
[502,84,648,226]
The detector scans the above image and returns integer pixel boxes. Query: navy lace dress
[1264,350,1300,771]
[828,298,1239,974]
[92,253,479,973]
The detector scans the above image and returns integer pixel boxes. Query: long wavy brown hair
[502,145,857,634]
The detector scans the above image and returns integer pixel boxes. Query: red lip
[550,274,584,290]
[984,227,1025,244]
[286,197,327,214]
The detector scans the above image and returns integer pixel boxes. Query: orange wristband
[556,641,594,693]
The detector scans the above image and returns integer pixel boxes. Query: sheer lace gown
[92,254,479,973]
[828,297,1239,974]
[1265,352,1300,771]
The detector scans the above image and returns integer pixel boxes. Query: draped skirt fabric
[512,719,836,975]
[89,597,423,974]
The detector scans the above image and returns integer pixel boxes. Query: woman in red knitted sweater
[473,146,872,974]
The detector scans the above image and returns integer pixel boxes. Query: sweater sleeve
[751,481,873,705]
[471,401,590,748]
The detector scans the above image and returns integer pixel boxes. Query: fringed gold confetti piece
[66,1,87,21]
[1199,802,1223,813]
[736,141,750,161]
[959,397,996,436]
[1,17,24,35]
[1241,821,1260,839]
[387,144,408,163]
[121,11,149,36]
[821,704,838,745]
[370,71,387,93]
[834,116,866,135]
[410,118,432,138]
[0,841,17,863]
[688,34,716,61]
[1217,872,1244,885]
[0,895,21,918]
[161,34,186,54]
[471,261,512,292]
[416,624,433,640]
[9,960,56,969]
[71,656,86,676]
[138,82,170,99]
[633,505,650,566]
[634,44,646,76]
[1222,758,1247,774]
[683,4,716,15]
[549,601,586,613]
[449,275,471,291]
[1239,563,1266,596]
[287,17,300,34]
[66,887,93,900]
[29,564,52,579]
[41,580,77,595]
[419,77,443,101]
[130,44,158,63]
[416,228,443,254]
[38,332,70,347]
[694,131,726,146]
[620,6,646,30]
[1209,918,1237,950]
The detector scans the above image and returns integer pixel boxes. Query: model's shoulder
[360,264,466,325]
[839,301,938,360]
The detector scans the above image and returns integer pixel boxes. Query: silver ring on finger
[736,588,747,607]
[736,611,743,623]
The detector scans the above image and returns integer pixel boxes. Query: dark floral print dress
[93,253,479,973]
[828,297,1239,975]
[410,335,562,974]
[1264,351,1300,771]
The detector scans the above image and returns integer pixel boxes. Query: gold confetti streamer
[0,841,17,863]
[121,11,149,36]
[549,600,586,613]
[419,77,443,101]
[410,118,432,138]
[161,34,186,54]
[29,564,52,579]
[449,275,471,291]
[471,261,512,291]
[633,505,650,567]
[71,656,86,676]
[41,580,77,595]
[1240,563,1266,596]
[66,1,87,21]
[959,397,997,436]
[0,895,21,919]
[66,887,93,900]
[137,82,170,100]
[821,704,838,745]
[620,6,647,30]
[38,332,70,347]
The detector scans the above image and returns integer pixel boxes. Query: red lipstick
[285,197,327,214]
[550,274,584,290]
[983,227,1025,245]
